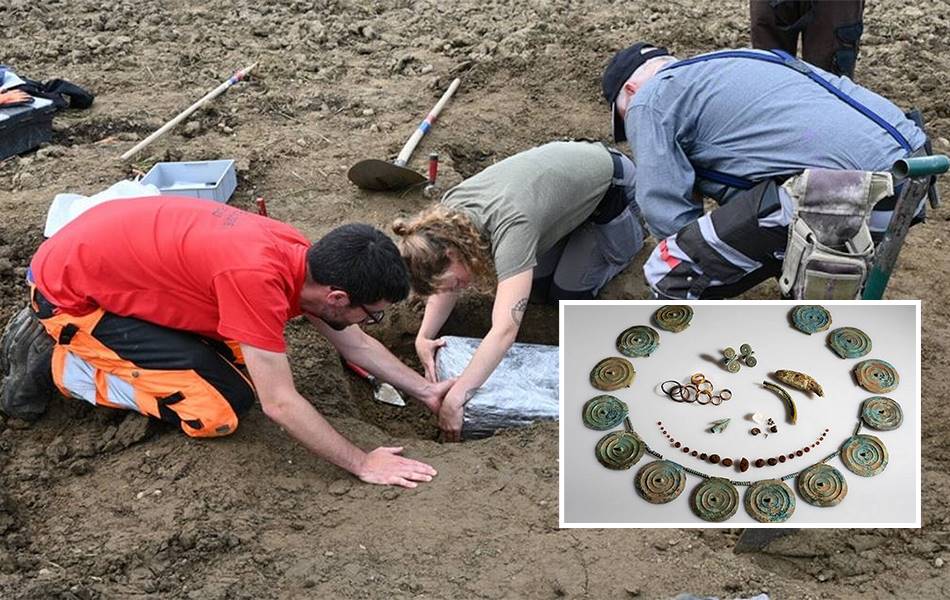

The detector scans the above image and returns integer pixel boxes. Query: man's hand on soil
[415,336,446,382]
[357,446,437,488]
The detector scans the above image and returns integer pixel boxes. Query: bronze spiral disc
[840,434,888,477]
[827,327,872,359]
[581,395,627,431]
[595,430,645,470]
[635,460,686,504]
[653,305,693,333]
[690,477,740,522]
[861,396,903,431]
[616,325,660,358]
[790,305,832,335]
[853,359,899,393]
[590,357,635,391]
[744,479,796,523]
[797,463,848,507]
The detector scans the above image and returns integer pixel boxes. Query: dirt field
[1,0,948,598]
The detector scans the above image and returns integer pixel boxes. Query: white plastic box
[141,159,237,203]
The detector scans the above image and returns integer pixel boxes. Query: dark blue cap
[602,42,670,142]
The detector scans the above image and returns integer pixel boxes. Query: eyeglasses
[330,286,385,325]
[359,305,385,326]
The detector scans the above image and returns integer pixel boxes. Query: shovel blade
[347,159,427,191]
[733,528,797,553]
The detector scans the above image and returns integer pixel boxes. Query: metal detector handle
[394,78,461,167]
[892,155,950,179]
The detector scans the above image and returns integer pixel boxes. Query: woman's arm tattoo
[510,297,529,326]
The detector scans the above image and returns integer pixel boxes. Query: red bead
[796,450,803,457]
[754,459,765,468]
[767,458,777,466]
[739,458,750,472]
[674,442,681,448]
[778,455,786,463]
[691,451,698,457]
[722,458,733,467]
[710,454,721,464]
[804,447,810,453]
[700,453,708,460]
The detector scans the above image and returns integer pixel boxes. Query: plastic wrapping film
[435,335,558,439]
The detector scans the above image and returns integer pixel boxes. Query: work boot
[0,307,55,421]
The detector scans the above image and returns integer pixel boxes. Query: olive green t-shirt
[440,141,614,281]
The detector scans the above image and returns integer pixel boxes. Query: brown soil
[1,0,948,598]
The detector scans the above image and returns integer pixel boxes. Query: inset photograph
[560,301,919,527]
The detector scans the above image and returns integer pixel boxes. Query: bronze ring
[710,394,722,406]
[671,385,689,402]
[690,373,706,385]
[683,384,699,402]
[697,390,712,405]
[661,380,682,397]
[698,380,714,393]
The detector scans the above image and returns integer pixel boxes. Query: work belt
[589,149,634,225]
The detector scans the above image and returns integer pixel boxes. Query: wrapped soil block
[435,336,559,439]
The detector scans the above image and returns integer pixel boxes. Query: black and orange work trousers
[30,286,255,438]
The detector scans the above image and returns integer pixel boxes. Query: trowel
[347,78,460,191]
[343,360,406,407]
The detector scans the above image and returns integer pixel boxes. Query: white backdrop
[560,301,919,527]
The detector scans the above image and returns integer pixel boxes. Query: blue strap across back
[661,49,914,190]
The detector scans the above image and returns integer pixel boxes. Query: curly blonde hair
[392,205,494,296]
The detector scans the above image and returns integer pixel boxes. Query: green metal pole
[862,177,931,299]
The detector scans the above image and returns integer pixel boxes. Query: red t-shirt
[31,196,309,353]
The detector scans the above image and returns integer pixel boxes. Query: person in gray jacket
[601,42,927,299]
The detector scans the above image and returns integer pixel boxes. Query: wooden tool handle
[120,62,257,161]
[394,78,461,167]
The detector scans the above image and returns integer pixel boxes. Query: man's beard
[303,306,351,331]
[322,317,350,331]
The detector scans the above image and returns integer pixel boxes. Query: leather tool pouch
[779,168,892,299]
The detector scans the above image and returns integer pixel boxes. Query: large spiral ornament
[690,477,740,522]
[616,325,660,358]
[840,434,888,477]
[790,305,832,335]
[861,396,903,431]
[796,463,848,507]
[635,460,686,504]
[595,431,645,470]
[827,327,872,359]
[853,359,900,393]
[581,395,628,430]
[744,479,796,523]
[653,305,693,333]
[589,357,635,391]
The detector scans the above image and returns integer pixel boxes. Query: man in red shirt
[0,197,451,489]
